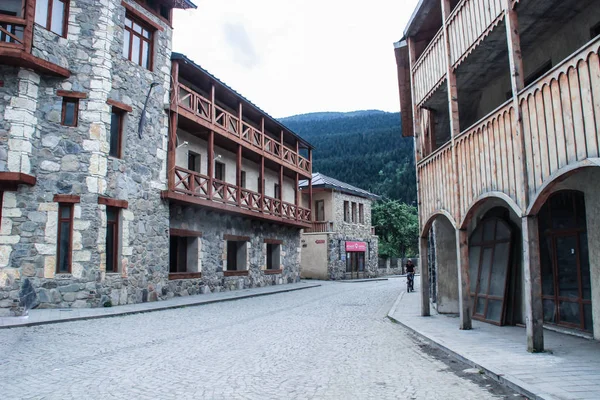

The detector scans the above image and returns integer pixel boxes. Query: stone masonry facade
[0,0,171,314]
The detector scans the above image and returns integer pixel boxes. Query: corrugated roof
[171,52,314,149]
[299,173,380,200]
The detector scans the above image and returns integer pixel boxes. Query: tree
[372,200,419,259]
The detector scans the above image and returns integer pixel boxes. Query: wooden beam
[107,98,133,113]
[224,234,250,241]
[97,196,128,209]
[23,0,34,53]
[210,84,216,123]
[167,111,177,190]
[0,172,36,187]
[238,102,243,134]
[57,90,87,99]
[170,228,202,237]
[264,238,283,245]
[121,1,165,31]
[280,130,284,160]
[0,48,70,77]
[279,164,283,200]
[53,194,80,203]
[522,215,544,352]
[170,59,179,106]
[260,155,265,209]
[308,177,313,221]
[237,144,242,206]
[208,130,214,199]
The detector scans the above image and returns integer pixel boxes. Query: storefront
[346,241,366,279]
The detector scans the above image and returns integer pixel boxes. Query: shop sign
[315,240,326,244]
[345,241,366,252]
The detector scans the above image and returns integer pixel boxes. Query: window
[266,243,281,270]
[56,203,74,273]
[344,201,349,222]
[0,9,23,44]
[0,191,3,223]
[109,108,124,158]
[35,0,68,37]
[359,204,364,224]
[105,207,120,273]
[61,97,79,127]
[315,200,325,221]
[123,14,153,70]
[351,202,357,223]
[226,240,247,271]
[274,183,280,199]
[240,171,246,188]
[169,236,188,273]
[188,151,200,172]
[215,161,225,181]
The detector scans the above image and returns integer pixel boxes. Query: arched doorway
[539,190,592,332]
[468,217,514,325]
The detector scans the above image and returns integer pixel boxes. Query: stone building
[395,0,600,350]
[299,173,379,280]
[0,0,314,314]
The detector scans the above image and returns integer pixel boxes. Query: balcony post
[280,130,284,160]
[170,60,179,107]
[210,84,216,123]
[419,236,430,317]
[504,0,529,208]
[167,111,177,191]
[260,117,265,150]
[208,130,214,199]
[23,0,35,53]
[308,177,313,223]
[522,215,544,352]
[295,172,299,221]
[260,155,265,211]
[237,144,242,206]
[238,102,243,136]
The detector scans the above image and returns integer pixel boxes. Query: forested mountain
[279,110,417,204]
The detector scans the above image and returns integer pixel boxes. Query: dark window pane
[556,236,579,299]
[478,247,493,294]
[106,223,115,272]
[358,253,365,271]
[550,192,577,230]
[475,297,485,315]
[558,301,580,326]
[169,236,178,273]
[580,233,591,300]
[58,222,70,272]
[267,243,273,269]
[584,303,593,332]
[543,299,556,323]
[574,192,587,229]
[227,241,238,271]
[540,236,554,296]
[495,220,511,240]
[60,205,71,219]
[468,245,481,294]
[486,299,503,323]
[63,100,77,126]
[109,111,121,158]
[483,220,495,242]
[177,237,187,272]
[489,242,509,297]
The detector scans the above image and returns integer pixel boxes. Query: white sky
[172,0,419,118]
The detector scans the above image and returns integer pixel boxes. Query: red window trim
[123,12,155,70]
[56,203,74,274]
[132,0,173,27]
[36,0,70,38]
[109,107,125,158]
[0,191,4,226]
[264,238,283,245]
[105,206,120,273]
[57,90,87,99]
[107,98,133,113]
[223,234,250,241]
[98,196,128,209]
[121,1,164,31]
[53,194,81,203]
[170,228,202,237]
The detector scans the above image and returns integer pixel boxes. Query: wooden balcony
[174,82,311,177]
[412,28,446,106]
[162,166,312,227]
[0,2,70,77]
[417,35,600,227]
[304,221,334,233]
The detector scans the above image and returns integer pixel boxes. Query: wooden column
[210,84,216,123]
[238,102,243,136]
[419,236,430,316]
[280,130,284,160]
[259,155,265,211]
[23,0,35,53]
[294,172,299,221]
[522,215,544,352]
[308,177,313,222]
[236,144,242,206]
[167,111,177,191]
[504,0,528,209]
[456,229,472,329]
[308,148,313,171]
[208,131,214,199]
[278,165,283,200]
[260,117,265,150]
[441,0,471,330]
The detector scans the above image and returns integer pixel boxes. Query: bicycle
[406,272,414,293]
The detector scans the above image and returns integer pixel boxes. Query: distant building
[299,173,379,280]
[395,0,600,351]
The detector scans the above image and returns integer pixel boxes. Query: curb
[0,283,321,329]
[386,293,542,400]
[337,278,389,283]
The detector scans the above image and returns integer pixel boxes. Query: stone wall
[0,0,173,314]
[168,205,302,295]
[332,191,373,237]
[327,233,378,280]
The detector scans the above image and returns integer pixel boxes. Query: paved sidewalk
[0,281,320,329]
[388,277,600,400]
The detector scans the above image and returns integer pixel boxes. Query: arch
[459,191,523,230]
[527,158,600,216]
[420,210,457,238]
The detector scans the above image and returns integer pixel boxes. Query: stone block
[40,160,60,172]
[62,292,76,302]
[59,284,81,293]
[44,256,56,278]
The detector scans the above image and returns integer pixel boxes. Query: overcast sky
[172,0,419,118]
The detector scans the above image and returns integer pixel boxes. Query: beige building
[299,173,379,280]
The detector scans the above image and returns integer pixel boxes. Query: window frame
[215,161,225,181]
[123,12,154,70]
[35,0,69,38]
[344,201,349,222]
[351,202,357,223]
[61,97,79,127]
[109,107,125,158]
[105,206,120,273]
[274,183,281,200]
[359,203,364,224]
[56,202,74,274]
[169,235,189,273]
[188,151,201,172]
[240,170,246,188]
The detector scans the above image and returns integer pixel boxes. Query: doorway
[346,251,365,279]
[315,200,325,221]
[539,191,592,332]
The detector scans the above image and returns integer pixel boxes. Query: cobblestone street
[0,279,519,399]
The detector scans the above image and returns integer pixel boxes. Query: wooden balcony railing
[412,28,446,106]
[175,82,311,175]
[171,166,311,224]
[0,14,26,50]
[416,35,600,227]
[305,221,333,233]
[446,0,505,68]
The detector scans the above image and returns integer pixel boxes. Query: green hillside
[280,111,417,204]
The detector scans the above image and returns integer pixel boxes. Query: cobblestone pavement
[0,279,519,399]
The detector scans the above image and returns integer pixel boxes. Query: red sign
[315,240,326,244]
[345,241,367,252]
